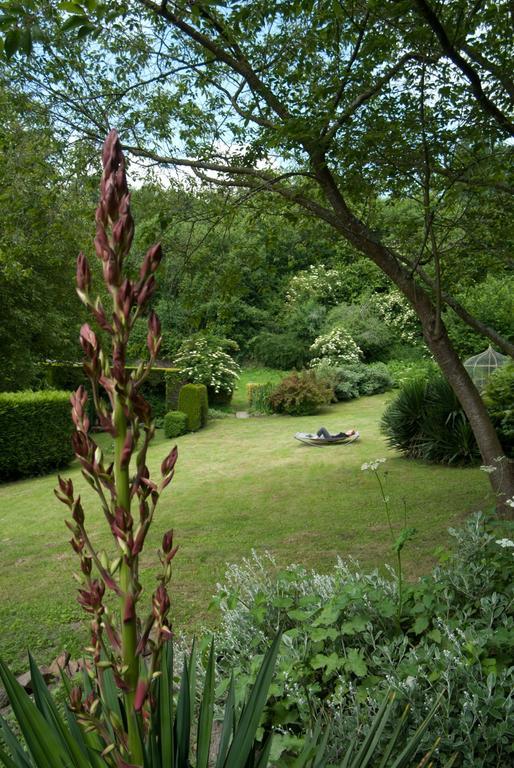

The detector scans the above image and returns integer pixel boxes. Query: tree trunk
[311,157,514,515]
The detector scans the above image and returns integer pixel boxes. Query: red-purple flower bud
[77,579,105,613]
[69,686,83,712]
[103,256,119,287]
[137,276,155,308]
[79,324,98,359]
[55,475,74,505]
[72,497,85,526]
[72,430,91,459]
[102,129,119,171]
[94,225,115,263]
[91,300,112,333]
[148,310,161,339]
[81,556,92,576]
[162,529,174,554]
[70,536,84,554]
[112,197,134,255]
[76,252,91,294]
[161,446,178,476]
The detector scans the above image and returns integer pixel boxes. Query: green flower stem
[114,394,143,765]
[374,469,403,622]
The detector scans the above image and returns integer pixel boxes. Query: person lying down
[316,427,356,439]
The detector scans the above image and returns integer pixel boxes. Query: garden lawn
[0,393,493,673]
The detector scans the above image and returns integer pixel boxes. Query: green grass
[0,393,493,673]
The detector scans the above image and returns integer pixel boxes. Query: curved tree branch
[411,0,514,136]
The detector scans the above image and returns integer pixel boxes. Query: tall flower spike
[61,131,175,763]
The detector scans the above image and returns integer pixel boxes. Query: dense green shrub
[444,275,514,357]
[212,514,514,766]
[354,362,393,395]
[317,362,393,401]
[0,391,74,480]
[247,382,274,413]
[178,383,204,431]
[249,330,308,369]
[483,361,514,456]
[324,302,394,362]
[381,375,480,464]
[163,410,188,438]
[269,371,332,416]
[386,358,438,388]
[316,362,361,401]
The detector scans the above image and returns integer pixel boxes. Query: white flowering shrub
[173,337,241,395]
[369,289,421,346]
[286,264,348,306]
[309,327,362,367]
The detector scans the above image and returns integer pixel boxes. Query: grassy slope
[0,393,492,673]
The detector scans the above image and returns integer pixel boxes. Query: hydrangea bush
[173,336,241,396]
[368,290,421,346]
[309,327,362,367]
[286,264,348,306]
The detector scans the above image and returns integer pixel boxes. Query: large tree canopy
[2,0,513,502]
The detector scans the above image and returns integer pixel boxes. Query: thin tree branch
[411,0,514,136]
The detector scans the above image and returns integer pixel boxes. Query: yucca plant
[0,130,279,768]
[381,375,480,465]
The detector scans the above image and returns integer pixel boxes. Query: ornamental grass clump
[0,131,281,768]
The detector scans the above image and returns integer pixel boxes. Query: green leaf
[412,615,429,635]
[175,658,190,765]
[427,628,442,643]
[309,627,338,643]
[196,641,215,768]
[0,658,72,768]
[28,654,91,768]
[159,642,174,768]
[214,675,235,768]
[0,713,33,768]
[223,633,281,768]
[310,653,342,676]
[340,615,369,635]
[4,29,20,59]
[344,648,368,678]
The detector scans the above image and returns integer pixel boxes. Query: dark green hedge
[178,384,207,432]
[0,390,74,481]
[163,410,189,438]
[44,363,184,422]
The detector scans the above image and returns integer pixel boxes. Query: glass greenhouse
[464,345,509,391]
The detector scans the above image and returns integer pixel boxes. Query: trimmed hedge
[0,390,74,481]
[196,384,209,427]
[178,383,207,431]
[44,363,184,422]
[163,410,189,438]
